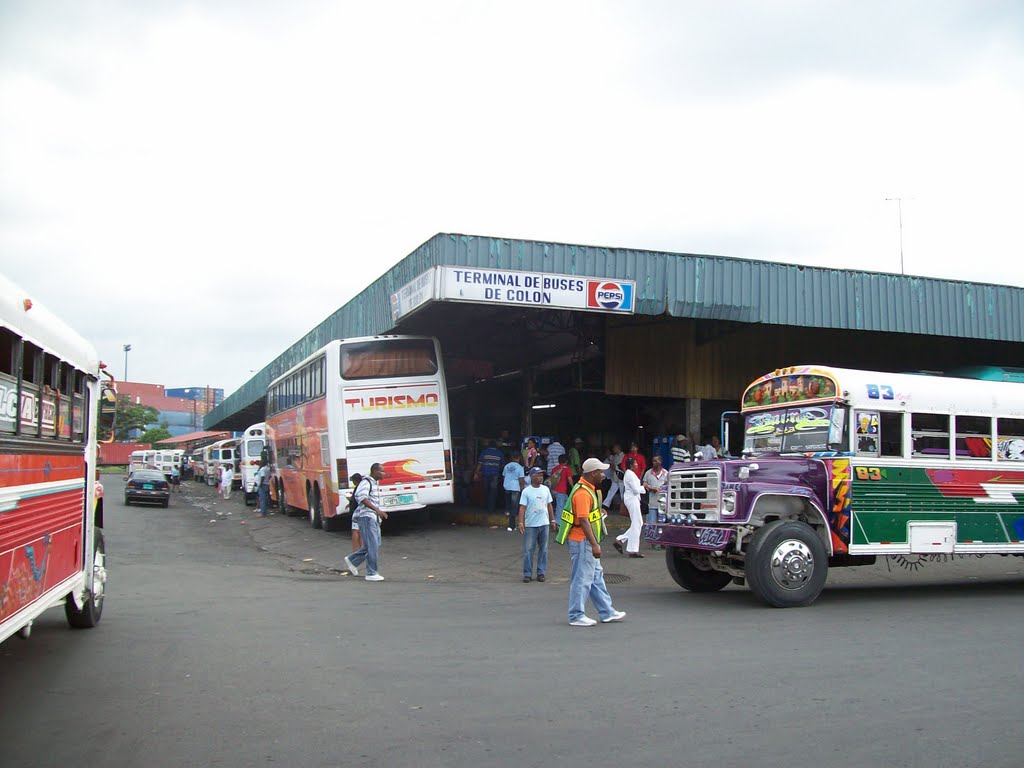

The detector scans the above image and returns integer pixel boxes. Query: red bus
[1,274,116,642]
[266,336,453,531]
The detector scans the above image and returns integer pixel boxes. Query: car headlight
[722,490,737,515]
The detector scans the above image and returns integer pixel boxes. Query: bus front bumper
[643,523,735,551]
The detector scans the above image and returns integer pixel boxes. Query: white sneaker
[507,527,514,531]
[569,616,597,627]
[365,573,384,582]
[343,556,360,576]
[601,610,627,623]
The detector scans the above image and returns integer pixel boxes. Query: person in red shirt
[548,453,573,514]
[620,442,647,485]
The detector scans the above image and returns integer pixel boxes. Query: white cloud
[2,1,1022,396]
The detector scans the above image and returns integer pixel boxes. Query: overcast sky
[2,1,1022,397]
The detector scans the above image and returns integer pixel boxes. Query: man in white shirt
[219,463,233,500]
[517,467,555,582]
[696,435,721,461]
[343,463,388,581]
[602,443,625,509]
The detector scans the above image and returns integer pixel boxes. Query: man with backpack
[555,458,627,627]
[342,463,388,581]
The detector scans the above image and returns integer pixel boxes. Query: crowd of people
[466,432,724,626]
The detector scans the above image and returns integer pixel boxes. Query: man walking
[474,441,504,515]
[219,463,233,501]
[557,458,626,626]
[255,459,270,516]
[343,463,388,581]
[567,438,584,481]
[501,451,526,531]
[517,467,555,582]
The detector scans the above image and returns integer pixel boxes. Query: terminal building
[206,232,1024,460]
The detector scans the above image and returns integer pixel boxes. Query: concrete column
[686,398,702,442]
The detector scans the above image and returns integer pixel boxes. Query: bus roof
[743,364,1024,417]
[0,272,100,374]
[267,335,437,388]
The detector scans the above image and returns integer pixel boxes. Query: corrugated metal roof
[208,233,1024,427]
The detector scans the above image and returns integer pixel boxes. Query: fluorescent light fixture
[531,403,557,410]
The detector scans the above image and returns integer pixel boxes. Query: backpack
[348,474,365,514]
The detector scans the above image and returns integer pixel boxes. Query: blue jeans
[483,475,500,514]
[257,484,269,514]
[553,491,568,516]
[568,538,616,622]
[522,525,549,578]
[347,514,381,576]
[505,490,521,528]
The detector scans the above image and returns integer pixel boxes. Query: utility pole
[123,344,132,382]
[885,197,905,275]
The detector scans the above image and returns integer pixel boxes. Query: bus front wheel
[66,531,106,629]
[666,548,732,592]
[745,520,827,608]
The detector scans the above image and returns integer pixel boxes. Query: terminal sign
[391,266,637,322]
[441,268,635,314]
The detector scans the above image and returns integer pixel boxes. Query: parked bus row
[1,273,117,644]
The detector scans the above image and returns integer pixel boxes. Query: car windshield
[743,405,847,455]
[131,470,166,481]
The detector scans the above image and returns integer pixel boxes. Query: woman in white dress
[613,457,646,557]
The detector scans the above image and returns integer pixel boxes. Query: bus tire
[280,485,293,516]
[66,531,106,629]
[308,487,322,529]
[665,548,732,592]
[745,520,827,608]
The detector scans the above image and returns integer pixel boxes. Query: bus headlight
[722,490,737,516]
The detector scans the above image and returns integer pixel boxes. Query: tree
[113,396,160,441]
[140,427,173,445]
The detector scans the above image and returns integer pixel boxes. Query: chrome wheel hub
[769,539,814,590]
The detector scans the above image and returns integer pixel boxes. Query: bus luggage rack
[667,469,721,521]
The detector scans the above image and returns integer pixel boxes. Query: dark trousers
[506,490,521,528]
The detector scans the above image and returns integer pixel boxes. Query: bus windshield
[743,405,847,455]
[340,339,438,380]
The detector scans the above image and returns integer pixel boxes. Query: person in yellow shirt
[563,458,626,627]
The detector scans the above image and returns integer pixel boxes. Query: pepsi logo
[586,280,633,311]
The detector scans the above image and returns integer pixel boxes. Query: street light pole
[123,344,132,382]
[885,197,905,275]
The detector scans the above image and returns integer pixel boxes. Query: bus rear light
[444,449,453,480]
[336,458,349,487]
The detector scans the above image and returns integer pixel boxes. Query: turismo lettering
[345,393,440,411]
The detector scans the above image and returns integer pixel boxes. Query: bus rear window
[341,340,438,380]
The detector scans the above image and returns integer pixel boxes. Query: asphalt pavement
[1,476,1022,768]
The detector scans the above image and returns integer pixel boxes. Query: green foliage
[113,396,160,441]
[140,427,173,445]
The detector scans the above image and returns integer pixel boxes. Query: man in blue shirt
[474,441,504,515]
[517,467,555,583]
[501,452,526,531]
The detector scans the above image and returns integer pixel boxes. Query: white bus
[240,422,266,505]
[129,448,181,477]
[204,438,240,488]
[1,273,116,643]
[266,335,453,531]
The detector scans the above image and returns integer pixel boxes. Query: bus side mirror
[99,380,117,444]
[739,464,759,480]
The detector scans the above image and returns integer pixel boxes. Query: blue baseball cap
[529,467,544,475]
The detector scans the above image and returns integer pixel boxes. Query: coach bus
[1,274,116,643]
[266,335,453,531]
[240,422,266,505]
[647,364,1024,607]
